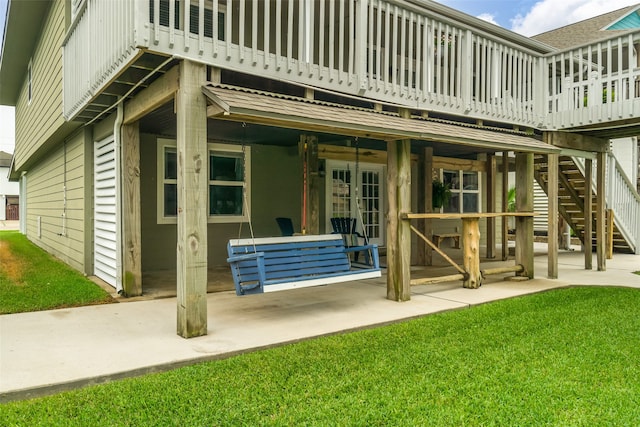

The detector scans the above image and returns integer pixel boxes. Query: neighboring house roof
[0,151,12,168]
[532,5,640,49]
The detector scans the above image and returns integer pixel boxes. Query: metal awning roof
[202,84,560,154]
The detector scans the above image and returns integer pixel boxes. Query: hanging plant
[507,186,516,212]
[432,179,452,209]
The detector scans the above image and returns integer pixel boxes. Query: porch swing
[226,131,381,296]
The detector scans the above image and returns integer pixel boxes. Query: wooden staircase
[534,155,635,254]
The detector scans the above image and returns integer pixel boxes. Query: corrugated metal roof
[202,84,560,154]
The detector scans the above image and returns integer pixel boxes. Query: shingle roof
[0,151,13,168]
[532,5,640,50]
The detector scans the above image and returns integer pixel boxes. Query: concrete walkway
[1,250,639,402]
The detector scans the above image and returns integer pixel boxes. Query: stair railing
[574,154,640,254]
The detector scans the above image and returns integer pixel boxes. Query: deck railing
[62,0,138,120]
[63,0,640,131]
[545,33,640,129]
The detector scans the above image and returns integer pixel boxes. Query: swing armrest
[226,252,265,264]
[227,252,267,295]
[344,244,380,269]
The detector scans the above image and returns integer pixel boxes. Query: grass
[0,231,113,314]
[2,286,640,425]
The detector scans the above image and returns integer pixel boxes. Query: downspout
[114,102,124,294]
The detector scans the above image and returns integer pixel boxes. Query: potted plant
[432,179,451,209]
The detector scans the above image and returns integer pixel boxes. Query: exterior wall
[24,130,88,272]
[13,0,66,170]
[0,166,20,221]
[140,136,302,270]
[611,137,638,186]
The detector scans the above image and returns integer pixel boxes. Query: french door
[326,160,385,246]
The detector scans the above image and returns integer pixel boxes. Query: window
[157,140,250,224]
[441,170,480,213]
[27,60,32,104]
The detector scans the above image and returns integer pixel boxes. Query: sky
[436,0,640,36]
[0,0,639,153]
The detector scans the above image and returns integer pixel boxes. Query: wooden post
[486,153,496,259]
[176,60,208,338]
[386,136,411,302]
[501,151,509,260]
[306,135,320,235]
[547,152,558,279]
[515,153,534,278]
[425,147,433,266]
[462,218,482,288]
[596,151,606,271]
[121,121,142,296]
[584,158,593,269]
[607,209,614,260]
[416,147,433,265]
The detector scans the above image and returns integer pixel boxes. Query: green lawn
[2,286,640,425]
[0,231,114,314]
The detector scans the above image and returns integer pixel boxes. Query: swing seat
[227,234,381,296]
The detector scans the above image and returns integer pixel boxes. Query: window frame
[157,139,251,224]
[439,169,481,214]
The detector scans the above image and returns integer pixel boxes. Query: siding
[25,132,86,272]
[13,0,66,170]
[140,135,302,270]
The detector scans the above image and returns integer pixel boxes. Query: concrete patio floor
[1,248,639,402]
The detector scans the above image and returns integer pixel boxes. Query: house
[1,0,638,338]
[0,150,19,221]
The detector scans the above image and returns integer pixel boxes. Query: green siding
[13,0,67,170]
[25,131,87,273]
[140,136,302,270]
[607,12,640,30]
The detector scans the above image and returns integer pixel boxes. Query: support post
[515,153,534,278]
[121,121,142,296]
[416,147,433,265]
[596,151,606,271]
[386,134,411,301]
[607,209,614,260]
[501,151,509,260]
[486,153,496,259]
[584,158,593,269]
[547,152,558,278]
[462,218,482,288]
[301,135,320,235]
[176,60,208,338]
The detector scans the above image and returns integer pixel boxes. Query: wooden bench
[227,234,381,296]
[432,233,461,249]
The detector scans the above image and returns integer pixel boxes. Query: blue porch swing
[226,134,381,296]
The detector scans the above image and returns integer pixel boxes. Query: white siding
[93,136,117,287]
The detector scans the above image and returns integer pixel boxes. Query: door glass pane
[332,169,351,218]
[360,171,381,239]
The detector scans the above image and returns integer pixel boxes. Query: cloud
[476,13,499,26]
[511,0,640,36]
